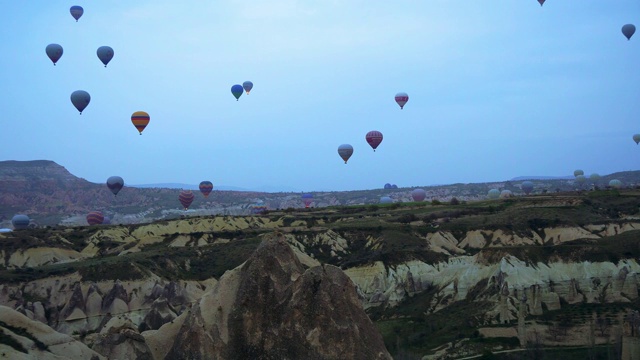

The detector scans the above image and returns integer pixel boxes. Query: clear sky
[1,1,639,192]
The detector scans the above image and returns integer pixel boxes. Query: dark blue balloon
[384,183,391,189]
[12,214,30,230]
[231,84,243,100]
[70,6,83,21]
[391,184,398,189]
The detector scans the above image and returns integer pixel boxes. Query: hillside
[2,160,640,229]
[0,189,639,358]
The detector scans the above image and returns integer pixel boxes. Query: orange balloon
[131,111,150,135]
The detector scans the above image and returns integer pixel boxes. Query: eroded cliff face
[163,236,392,360]
[0,275,215,336]
[0,305,104,360]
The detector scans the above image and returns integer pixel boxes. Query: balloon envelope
[589,173,601,182]
[86,211,104,226]
[573,169,584,177]
[380,196,393,204]
[11,214,30,230]
[500,190,513,199]
[521,181,534,195]
[70,5,83,21]
[242,81,253,94]
[365,131,383,151]
[537,0,545,6]
[96,46,114,67]
[45,44,63,65]
[384,183,392,189]
[302,193,313,208]
[395,92,409,109]
[487,189,500,199]
[199,181,213,197]
[391,184,398,189]
[338,144,354,164]
[622,24,636,40]
[231,85,243,100]
[131,111,150,134]
[107,176,124,196]
[70,90,90,114]
[575,175,586,184]
[179,190,195,210]
[102,216,111,225]
[609,179,622,189]
[633,134,640,145]
[411,189,426,202]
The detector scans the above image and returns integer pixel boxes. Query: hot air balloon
[590,173,601,182]
[487,189,500,199]
[96,46,114,67]
[573,169,584,177]
[395,92,409,109]
[86,211,104,226]
[575,175,586,185]
[633,134,640,145]
[131,111,150,135]
[179,190,195,210]
[338,144,353,164]
[243,81,253,94]
[102,216,111,225]
[11,214,30,230]
[107,176,124,196]
[365,131,383,152]
[521,181,534,195]
[391,184,398,189]
[622,24,636,40]
[199,181,213,197]
[380,196,393,204]
[537,0,545,6]
[609,179,622,189]
[302,193,313,208]
[70,6,83,22]
[411,189,427,202]
[500,190,513,199]
[384,183,392,189]
[231,85,243,100]
[45,44,63,66]
[70,90,90,114]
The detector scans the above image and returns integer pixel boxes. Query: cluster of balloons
[537,2,635,42]
[231,81,254,100]
[383,183,398,189]
[46,6,152,135]
[102,175,215,212]
[336,92,408,164]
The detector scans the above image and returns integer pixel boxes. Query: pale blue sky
[1,1,638,192]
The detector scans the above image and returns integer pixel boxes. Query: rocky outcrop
[0,276,213,336]
[163,236,392,359]
[346,255,640,319]
[0,305,104,359]
[91,316,152,360]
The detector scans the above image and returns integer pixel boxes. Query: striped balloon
[365,131,383,151]
[131,111,150,135]
[199,181,213,197]
[179,190,195,210]
[87,211,104,226]
[395,92,409,109]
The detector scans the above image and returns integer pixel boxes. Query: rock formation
[0,305,103,359]
[161,236,392,359]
